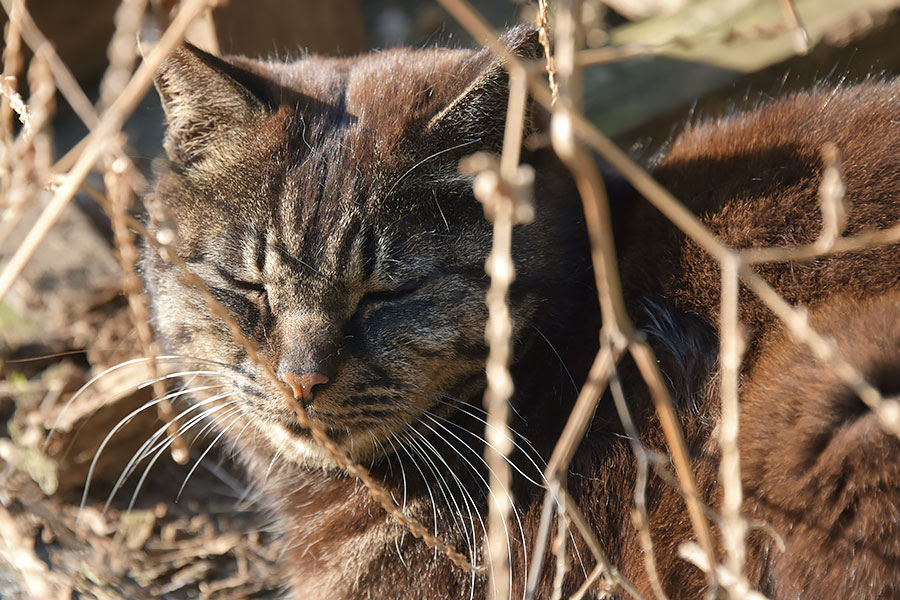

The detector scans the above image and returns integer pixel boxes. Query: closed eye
[360,284,419,305]
[215,266,265,292]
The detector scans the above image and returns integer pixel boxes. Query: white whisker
[393,396,544,487]
[384,435,409,512]
[79,385,230,513]
[393,434,440,549]
[177,407,249,501]
[116,393,237,486]
[127,405,245,512]
[46,356,227,448]
[97,394,238,513]
[401,430,473,562]
[264,438,289,485]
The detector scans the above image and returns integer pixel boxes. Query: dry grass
[0,0,899,598]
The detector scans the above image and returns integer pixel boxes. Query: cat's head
[143,26,591,467]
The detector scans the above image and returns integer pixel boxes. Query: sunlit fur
[134,25,900,600]
[141,27,593,598]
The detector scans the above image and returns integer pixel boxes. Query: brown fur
[142,26,900,599]
[606,81,900,598]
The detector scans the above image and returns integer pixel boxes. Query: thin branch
[0,0,24,143]
[608,352,668,600]
[550,491,568,600]
[459,65,535,598]
[718,253,750,592]
[105,158,189,465]
[562,486,646,600]
[0,47,55,251]
[776,0,810,54]
[99,0,151,111]
[740,221,900,264]
[679,542,769,600]
[544,345,620,479]
[0,76,29,140]
[557,0,718,588]
[0,0,214,302]
[0,0,148,192]
[535,0,558,104]
[740,267,900,438]
[628,339,718,593]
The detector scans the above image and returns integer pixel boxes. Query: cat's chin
[256,415,383,470]
[256,419,345,469]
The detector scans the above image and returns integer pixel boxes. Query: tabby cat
[142,26,900,599]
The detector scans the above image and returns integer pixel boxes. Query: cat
[141,25,900,599]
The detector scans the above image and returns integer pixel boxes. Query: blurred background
[1,0,899,598]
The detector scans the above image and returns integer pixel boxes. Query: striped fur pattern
[141,25,900,600]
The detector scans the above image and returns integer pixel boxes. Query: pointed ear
[154,44,270,166]
[425,25,542,148]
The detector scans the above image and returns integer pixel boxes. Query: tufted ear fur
[425,25,543,149]
[154,44,271,167]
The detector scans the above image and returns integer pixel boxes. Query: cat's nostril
[281,372,330,403]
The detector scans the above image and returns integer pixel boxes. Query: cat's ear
[425,25,543,148]
[154,44,270,166]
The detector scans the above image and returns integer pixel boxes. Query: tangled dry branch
[1,1,899,599]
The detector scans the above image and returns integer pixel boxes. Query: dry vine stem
[553,100,900,443]
[0,0,211,301]
[460,60,534,598]
[99,0,151,111]
[463,153,534,597]
[607,352,667,600]
[718,254,749,593]
[0,49,54,255]
[535,0,559,104]
[106,156,188,464]
[563,482,646,600]
[551,0,719,592]
[678,543,768,600]
[436,0,719,594]
[0,0,148,192]
[0,76,28,140]
[0,0,24,145]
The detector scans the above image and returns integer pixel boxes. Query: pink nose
[281,372,330,402]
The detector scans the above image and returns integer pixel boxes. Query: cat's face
[144,27,585,466]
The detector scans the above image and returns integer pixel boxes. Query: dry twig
[0,0,23,145]
[776,0,810,54]
[0,0,149,191]
[0,76,29,140]
[535,0,559,104]
[459,62,535,598]
[99,0,151,111]
[106,156,188,464]
[718,254,750,594]
[0,0,213,302]
[608,355,668,600]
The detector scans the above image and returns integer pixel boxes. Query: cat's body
[143,27,900,599]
